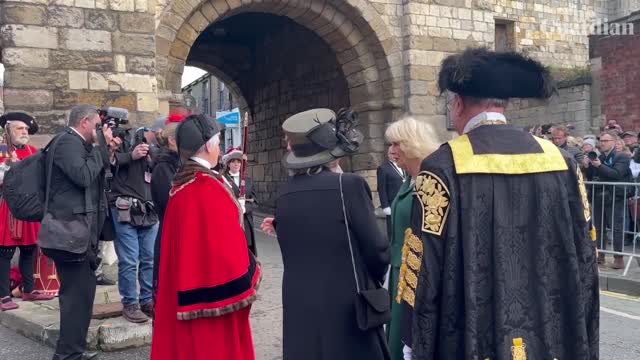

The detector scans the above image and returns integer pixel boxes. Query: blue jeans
[111,208,158,306]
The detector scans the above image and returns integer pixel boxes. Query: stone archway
[156,0,404,205]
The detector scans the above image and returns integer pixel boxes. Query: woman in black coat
[272,108,391,360]
[150,119,181,299]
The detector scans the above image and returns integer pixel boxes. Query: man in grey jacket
[551,125,585,164]
[38,104,119,360]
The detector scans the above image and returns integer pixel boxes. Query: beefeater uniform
[399,48,599,360]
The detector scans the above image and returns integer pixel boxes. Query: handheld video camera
[98,107,130,140]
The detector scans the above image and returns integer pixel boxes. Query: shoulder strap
[339,173,361,294]
[43,134,64,215]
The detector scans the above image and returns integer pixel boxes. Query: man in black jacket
[38,104,118,360]
[109,127,159,323]
[587,130,633,269]
[377,145,405,240]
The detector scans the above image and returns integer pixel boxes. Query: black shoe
[82,352,99,359]
[96,275,116,286]
[140,301,154,318]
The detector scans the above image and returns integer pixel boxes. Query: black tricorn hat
[0,112,39,135]
[438,47,555,99]
[176,114,222,158]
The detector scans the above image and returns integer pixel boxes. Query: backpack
[2,135,62,222]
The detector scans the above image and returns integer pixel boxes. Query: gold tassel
[590,225,597,241]
[511,338,526,360]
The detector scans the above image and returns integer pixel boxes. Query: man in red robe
[151,114,261,360]
[0,112,54,311]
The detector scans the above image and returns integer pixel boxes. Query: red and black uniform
[0,144,40,297]
[151,161,261,360]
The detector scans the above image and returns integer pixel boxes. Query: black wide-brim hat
[282,108,363,170]
[0,112,39,135]
[438,47,555,99]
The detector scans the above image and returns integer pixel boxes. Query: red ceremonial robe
[151,162,261,360]
[0,145,40,247]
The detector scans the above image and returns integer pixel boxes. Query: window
[219,82,225,110]
[203,100,209,115]
[495,19,516,51]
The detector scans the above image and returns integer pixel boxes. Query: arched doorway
[156,0,403,205]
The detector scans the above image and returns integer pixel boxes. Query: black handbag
[339,173,391,331]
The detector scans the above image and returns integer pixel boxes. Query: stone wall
[0,0,158,132]
[401,0,597,140]
[247,20,350,206]
[507,82,593,136]
[0,63,4,114]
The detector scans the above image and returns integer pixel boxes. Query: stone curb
[599,273,640,297]
[0,300,151,352]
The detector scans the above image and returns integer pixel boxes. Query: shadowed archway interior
[186,13,351,205]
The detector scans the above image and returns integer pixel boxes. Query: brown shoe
[140,301,154,318]
[122,304,149,323]
[22,290,55,301]
[611,256,625,270]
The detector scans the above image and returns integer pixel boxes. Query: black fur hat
[0,112,38,135]
[438,47,555,99]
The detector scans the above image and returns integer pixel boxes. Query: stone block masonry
[0,1,158,127]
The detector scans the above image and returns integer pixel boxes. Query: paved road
[1,230,640,359]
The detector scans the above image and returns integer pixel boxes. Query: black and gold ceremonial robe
[401,124,599,360]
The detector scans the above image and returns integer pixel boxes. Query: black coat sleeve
[53,134,106,189]
[150,162,174,220]
[346,175,390,282]
[411,168,450,358]
[377,165,390,208]
[565,158,600,359]
[596,153,630,180]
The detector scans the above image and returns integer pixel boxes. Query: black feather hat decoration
[437,47,556,100]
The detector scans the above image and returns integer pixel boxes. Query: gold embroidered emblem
[576,166,591,222]
[511,338,527,360]
[415,171,450,235]
[396,228,423,307]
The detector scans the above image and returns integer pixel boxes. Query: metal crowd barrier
[585,181,640,276]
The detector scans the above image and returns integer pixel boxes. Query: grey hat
[282,108,363,169]
[583,138,597,148]
[176,114,222,158]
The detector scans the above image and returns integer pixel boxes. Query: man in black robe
[401,48,599,359]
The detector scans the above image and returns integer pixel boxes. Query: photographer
[109,125,158,323]
[587,131,633,269]
[38,104,119,360]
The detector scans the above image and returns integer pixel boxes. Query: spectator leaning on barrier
[587,130,633,269]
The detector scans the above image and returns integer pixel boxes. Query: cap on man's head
[176,114,222,157]
[438,47,555,100]
[622,131,637,138]
[0,112,39,135]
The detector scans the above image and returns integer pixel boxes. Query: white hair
[196,133,220,154]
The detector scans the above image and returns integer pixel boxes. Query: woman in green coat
[384,117,439,360]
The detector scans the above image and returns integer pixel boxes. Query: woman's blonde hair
[156,122,179,148]
[384,116,439,160]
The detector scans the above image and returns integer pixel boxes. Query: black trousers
[385,215,393,242]
[0,245,36,297]
[42,249,96,360]
[593,192,627,253]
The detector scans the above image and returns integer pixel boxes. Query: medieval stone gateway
[1,0,637,204]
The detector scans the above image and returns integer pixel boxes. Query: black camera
[98,107,130,139]
[587,151,599,161]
